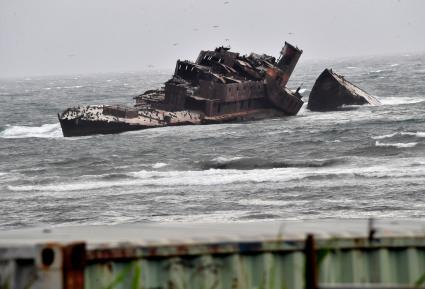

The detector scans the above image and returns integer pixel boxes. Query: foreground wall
[1,220,425,289]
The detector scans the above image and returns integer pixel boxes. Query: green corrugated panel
[318,246,425,286]
[84,238,425,289]
[84,252,307,289]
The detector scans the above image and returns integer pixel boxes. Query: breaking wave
[7,168,304,192]
[400,132,425,138]
[372,133,398,140]
[0,123,62,139]
[152,162,168,169]
[379,96,425,106]
[373,131,425,140]
[375,141,417,148]
[7,160,425,193]
[200,156,345,170]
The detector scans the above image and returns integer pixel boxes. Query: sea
[0,53,424,229]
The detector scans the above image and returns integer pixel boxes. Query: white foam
[379,97,424,106]
[211,156,244,163]
[372,133,398,140]
[346,66,357,69]
[401,132,425,138]
[390,64,399,67]
[0,123,62,139]
[54,85,83,89]
[375,141,417,148]
[291,88,308,94]
[150,211,250,223]
[7,168,306,192]
[373,132,425,140]
[152,162,168,169]
[238,199,292,206]
[7,159,425,193]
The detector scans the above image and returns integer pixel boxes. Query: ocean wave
[54,85,83,90]
[238,199,294,206]
[401,132,425,138]
[152,162,168,169]
[375,141,417,148]
[0,123,62,139]
[379,96,424,106]
[7,168,303,192]
[372,133,398,140]
[373,131,425,140]
[200,156,345,170]
[7,159,425,193]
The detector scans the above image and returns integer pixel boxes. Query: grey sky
[1,0,424,77]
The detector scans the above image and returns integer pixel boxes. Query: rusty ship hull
[58,107,289,137]
[59,42,304,137]
[307,68,381,111]
[58,117,152,137]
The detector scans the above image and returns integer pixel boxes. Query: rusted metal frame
[37,242,86,289]
[313,238,425,251]
[86,240,306,263]
[84,235,425,264]
[305,234,319,289]
[320,285,425,289]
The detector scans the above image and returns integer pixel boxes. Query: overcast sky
[1,0,424,77]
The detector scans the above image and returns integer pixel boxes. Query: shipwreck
[307,68,381,111]
[58,42,303,137]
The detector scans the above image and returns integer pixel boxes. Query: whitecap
[390,64,399,67]
[401,132,425,138]
[7,168,306,192]
[379,97,424,106]
[0,123,62,139]
[152,162,168,169]
[211,156,244,163]
[372,133,398,140]
[346,66,357,69]
[7,161,425,193]
[375,141,417,148]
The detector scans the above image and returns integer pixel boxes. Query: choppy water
[1,53,424,229]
